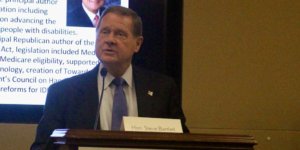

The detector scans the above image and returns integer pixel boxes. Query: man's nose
[105,33,116,45]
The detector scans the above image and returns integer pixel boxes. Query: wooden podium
[51,129,257,150]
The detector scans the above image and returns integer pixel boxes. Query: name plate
[122,116,183,133]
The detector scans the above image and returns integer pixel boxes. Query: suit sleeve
[30,83,67,150]
[168,79,190,133]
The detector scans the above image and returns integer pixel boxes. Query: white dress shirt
[97,64,138,130]
[82,3,100,24]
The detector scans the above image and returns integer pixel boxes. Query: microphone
[100,67,108,77]
[93,67,107,129]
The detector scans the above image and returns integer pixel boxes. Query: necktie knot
[93,15,99,27]
[112,77,125,87]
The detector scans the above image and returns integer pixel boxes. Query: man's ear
[134,36,144,53]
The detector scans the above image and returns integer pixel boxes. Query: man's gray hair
[96,6,143,37]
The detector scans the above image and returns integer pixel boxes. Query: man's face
[95,13,143,67]
[82,0,104,13]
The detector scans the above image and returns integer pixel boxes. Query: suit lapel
[133,67,155,117]
[72,65,100,128]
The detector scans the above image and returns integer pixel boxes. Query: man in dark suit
[67,0,105,27]
[31,6,188,150]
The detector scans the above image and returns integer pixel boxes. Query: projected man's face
[82,0,105,14]
[95,13,143,69]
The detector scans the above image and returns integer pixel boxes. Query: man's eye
[116,32,126,38]
[101,30,110,34]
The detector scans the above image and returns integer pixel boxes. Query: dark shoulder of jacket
[133,66,175,84]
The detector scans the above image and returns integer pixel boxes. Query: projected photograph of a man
[66,0,121,27]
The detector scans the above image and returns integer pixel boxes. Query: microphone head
[100,68,108,77]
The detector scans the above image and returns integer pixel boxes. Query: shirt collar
[99,63,133,89]
[82,3,100,22]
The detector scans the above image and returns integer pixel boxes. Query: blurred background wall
[182,0,299,149]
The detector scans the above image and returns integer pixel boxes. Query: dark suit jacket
[67,5,105,27]
[31,64,188,150]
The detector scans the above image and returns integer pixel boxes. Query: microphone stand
[93,68,107,130]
